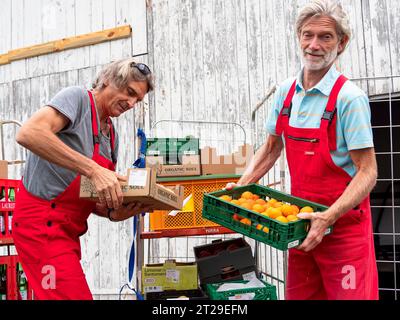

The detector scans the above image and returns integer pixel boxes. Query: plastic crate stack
[0,179,32,300]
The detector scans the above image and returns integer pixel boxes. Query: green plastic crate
[205,279,277,300]
[146,137,200,157]
[202,184,333,251]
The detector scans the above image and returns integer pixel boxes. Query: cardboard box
[79,167,184,210]
[200,144,254,175]
[146,154,201,177]
[194,238,257,285]
[0,161,8,179]
[146,137,200,160]
[141,260,198,293]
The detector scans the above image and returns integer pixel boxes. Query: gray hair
[92,58,154,92]
[296,0,351,47]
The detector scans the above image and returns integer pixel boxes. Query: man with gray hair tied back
[13,58,154,300]
[226,0,378,299]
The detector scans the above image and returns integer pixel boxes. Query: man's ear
[338,34,349,55]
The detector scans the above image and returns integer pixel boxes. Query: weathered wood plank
[10,0,26,80]
[151,0,172,136]
[131,0,148,56]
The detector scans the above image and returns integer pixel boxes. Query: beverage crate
[205,279,277,300]
[149,175,239,231]
[0,255,33,300]
[0,179,19,245]
[146,137,200,163]
[202,184,333,251]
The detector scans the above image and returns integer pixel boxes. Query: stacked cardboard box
[146,137,201,177]
[145,137,254,177]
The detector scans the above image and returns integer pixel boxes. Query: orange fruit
[286,215,298,222]
[266,207,282,219]
[252,194,260,200]
[263,203,272,211]
[281,204,293,217]
[246,199,256,207]
[263,226,269,233]
[260,211,270,217]
[238,198,247,204]
[230,199,240,206]
[268,198,278,205]
[241,191,254,199]
[255,199,267,206]
[273,201,283,208]
[300,206,314,213]
[256,224,263,230]
[252,204,265,213]
[219,195,232,202]
[241,203,252,210]
[275,216,289,223]
[240,218,252,225]
[290,205,300,215]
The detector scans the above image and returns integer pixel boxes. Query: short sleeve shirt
[265,64,374,177]
[23,86,119,200]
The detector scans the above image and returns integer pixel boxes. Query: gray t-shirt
[23,86,119,200]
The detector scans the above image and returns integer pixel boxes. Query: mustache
[303,49,326,56]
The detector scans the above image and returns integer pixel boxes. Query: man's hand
[296,210,334,252]
[109,202,154,222]
[89,165,127,210]
[225,182,241,190]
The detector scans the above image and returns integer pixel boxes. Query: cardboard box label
[166,269,180,283]
[142,260,198,292]
[156,187,179,203]
[128,170,148,187]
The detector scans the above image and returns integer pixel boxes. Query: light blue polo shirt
[266,64,374,177]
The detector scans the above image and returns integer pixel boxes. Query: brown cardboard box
[79,167,184,210]
[0,161,8,179]
[200,144,254,175]
[146,154,201,177]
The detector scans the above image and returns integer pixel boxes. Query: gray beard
[301,48,338,71]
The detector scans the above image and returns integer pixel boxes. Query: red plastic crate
[0,179,19,245]
[0,255,33,300]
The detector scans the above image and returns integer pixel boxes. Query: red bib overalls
[12,91,116,300]
[276,75,379,300]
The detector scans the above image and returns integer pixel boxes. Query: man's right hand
[225,182,241,190]
[89,165,127,209]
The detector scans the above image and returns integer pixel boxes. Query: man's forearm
[238,136,283,185]
[17,125,98,178]
[327,167,377,223]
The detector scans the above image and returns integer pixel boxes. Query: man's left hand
[296,211,333,252]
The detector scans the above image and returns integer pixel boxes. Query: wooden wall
[0,0,398,299]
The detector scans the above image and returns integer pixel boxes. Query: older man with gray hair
[13,58,154,299]
[227,0,378,299]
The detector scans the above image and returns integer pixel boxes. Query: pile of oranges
[218,191,314,233]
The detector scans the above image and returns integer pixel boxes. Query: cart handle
[150,119,247,144]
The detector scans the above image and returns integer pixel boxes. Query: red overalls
[12,91,116,300]
[276,75,379,300]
